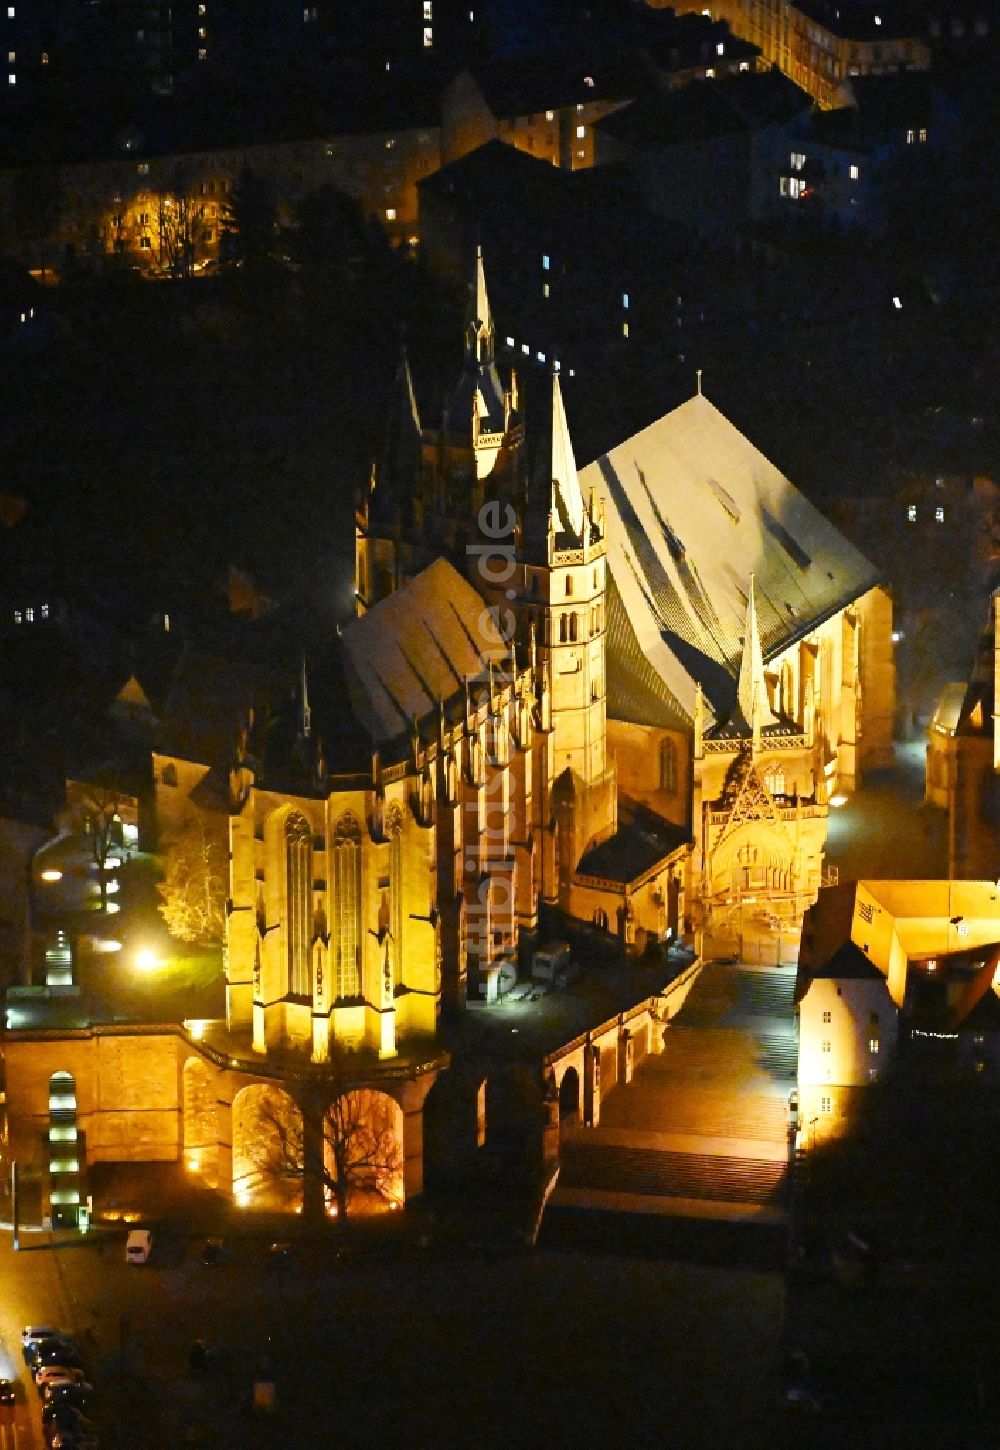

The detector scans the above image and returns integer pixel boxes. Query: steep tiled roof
[340,558,496,742]
[605,576,690,730]
[583,392,881,720]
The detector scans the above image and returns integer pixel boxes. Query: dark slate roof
[575,796,688,885]
[795,0,918,40]
[810,939,885,980]
[599,69,811,149]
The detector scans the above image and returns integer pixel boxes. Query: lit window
[7,50,13,61]
[790,152,805,171]
[198,46,207,58]
[24,606,33,622]
[423,1,432,17]
[198,3,205,11]
[622,322,629,338]
[705,67,715,77]
[919,128,927,143]
[906,129,915,144]
[553,359,560,371]
[542,282,549,298]
[138,162,150,175]
[13,610,21,624]
[907,504,916,521]
[469,9,474,19]
[869,1038,879,1053]
[198,26,206,37]
[423,25,432,45]
[542,254,550,270]
[622,292,629,308]
[874,13,881,23]
[545,109,554,121]
[521,343,529,355]
[780,177,805,199]
[739,60,749,70]
[536,351,545,363]
[6,73,13,84]
[821,1040,831,1053]
[935,505,944,523]
[576,103,583,112]
[40,603,49,619]
[505,336,514,347]
[849,163,859,179]
[576,125,585,139]
[385,207,396,221]
[385,137,396,149]
[868,1068,879,1081]
[892,296,902,309]
[716,40,725,54]
[957,919,968,935]
[6,6,14,16]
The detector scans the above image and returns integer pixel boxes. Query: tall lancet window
[387,807,404,990]
[334,813,362,998]
[659,736,678,794]
[285,813,312,997]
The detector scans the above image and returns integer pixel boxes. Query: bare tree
[154,171,197,277]
[78,783,126,912]
[246,1064,403,1221]
[157,813,226,944]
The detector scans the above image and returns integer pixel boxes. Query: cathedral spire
[737,574,776,730]
[371,339,422,528]
[300,655,311,739]
[543,368,585,540]
[466,243,494,369]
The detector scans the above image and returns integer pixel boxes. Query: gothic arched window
[386,806,404,990]
[659,736,678,794]
[333,813,362,998]
[285,812,312,997]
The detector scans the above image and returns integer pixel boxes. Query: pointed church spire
[300,655,311,739]
[737,574,776,730]
[545,368,585,539]
[371,339,422,528]
[466,243,495,369]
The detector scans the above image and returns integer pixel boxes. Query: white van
[125,1229,152,1264]
[532,941,571,984]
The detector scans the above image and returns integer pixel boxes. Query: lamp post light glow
[134,947,162,972]
[39,868,63,883]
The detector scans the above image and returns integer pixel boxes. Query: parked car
[125,1228,152,1264]
[44,1383,92,1414]
[0,1381,14,1407]
[23,1333,67,1368]
[36,1366,87,1395]
[22,1326,60,1350]
[28,1339,78,1374]
[33,1344,83,1377]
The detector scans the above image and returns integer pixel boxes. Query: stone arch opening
[231,1081,303,1213]
[322,1087,404,1219]
[558,1065,580,1123]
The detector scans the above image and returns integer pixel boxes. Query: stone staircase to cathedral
[552,961,798,1223]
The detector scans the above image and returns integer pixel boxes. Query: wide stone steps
[560,1140,788,1206]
